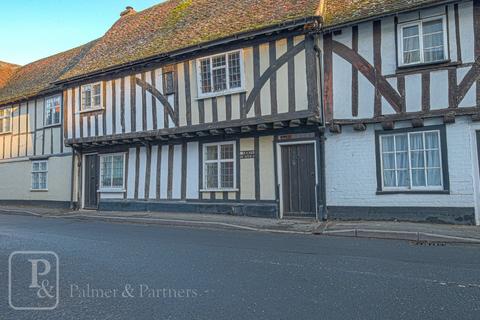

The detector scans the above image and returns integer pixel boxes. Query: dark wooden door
[281,143,316,217]
[84,154,99,209]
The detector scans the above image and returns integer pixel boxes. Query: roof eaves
[55,16,321,85]
[323,0,459,31]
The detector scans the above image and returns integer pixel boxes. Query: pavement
[1,213,480,320]
[0,205,479,244]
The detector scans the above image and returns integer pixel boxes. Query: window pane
[101,156,113,187]
[403,50,420,64]
[410,133,423,150]
[423,20,443,34]
[206,146,218,160]
[427,168,442,186]
[381,136,394,152]
[93,95,101,107]
[40,172,47,189]
[93,84,101,96]
[0,120,3,133]
[228,52,241,88]
[220,162,234,188]
[32,162,39,171]
[403,25,419,37]
[403,36,420,51]
[212,55,226,68]
[83,88,92,108]
[200,59,212,93]
[396,152,408,169]
[424,47,444,63]
[426,150,440,167]
[206,163,218,189]
[411,151,425,168]
[40,161,47,171]
[397,170,409,187]
[32,173,39,189]
[382,153,395,170]
[112,156,124,187]
[412,169,426,187]
[212,67,227,91]
[425,132,439,149]
[220,144,234,160]
[383,170,396,187]
[395,135,408,151]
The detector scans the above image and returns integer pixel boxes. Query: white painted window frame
[379,130,444,191]
[80,82,103,112]
[397,15,448,67]
[0,107,12,134]
[196,49,245,99]
[202,141,237,192]
[44,94,62,127]
[99,153,126,192]
[31,160,48,191]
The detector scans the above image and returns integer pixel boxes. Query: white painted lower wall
[0,155,72,203]
[325,116,476,211]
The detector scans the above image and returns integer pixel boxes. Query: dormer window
[197,50,244,98]
[398,16,448,67]
[81,82,102,111]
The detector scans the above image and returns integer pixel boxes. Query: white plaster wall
[0,155,72,201]
[325,116,475,208]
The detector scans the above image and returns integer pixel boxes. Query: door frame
[276,140,318,219]
[82,152,99,209]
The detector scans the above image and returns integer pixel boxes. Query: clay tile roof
[60,0,322,81]
[0,61,20,89]
[0,40,97,105]
[322,0,448,27]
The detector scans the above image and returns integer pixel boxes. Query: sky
[0,0,164,66]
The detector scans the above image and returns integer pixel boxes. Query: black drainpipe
[314,37,328,221]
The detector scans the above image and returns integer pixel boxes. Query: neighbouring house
[1,0,480,225]
[0,43,94,207]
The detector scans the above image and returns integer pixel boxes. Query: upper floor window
[378,129,445,192]
[398,16,448,67]
[197,50,244,98]
[0,107,12,134]
[81,82,102,111]
[45,95,62,126]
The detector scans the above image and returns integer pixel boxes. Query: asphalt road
[0,213,479,320]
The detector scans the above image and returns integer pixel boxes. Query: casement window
[203,142,236,190]
[197,50,244,98]
[99,153,125,190]
[378,129,446,191]
[0,108,12,134]
[81,82,102,111]
[44,95,62,126]
[398,16,448,66]
[31,160,48,190]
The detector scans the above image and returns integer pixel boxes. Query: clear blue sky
[0,0,164,66]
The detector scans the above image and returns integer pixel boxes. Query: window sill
[98,188,126,193]
[200,188,239,193]
[196,89,246,101]
[30,189,48,192]
[0,131,12,136]
[377,190,449,195]
[396,60,456,74]
[43,123,62,129]
[77,107,104,115]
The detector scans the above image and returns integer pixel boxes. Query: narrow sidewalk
[1,205,479,244]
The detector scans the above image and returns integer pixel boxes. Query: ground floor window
[31,160,48,190]
[377,127,447,192]
[203,142,236,190]
[100,153,125,190]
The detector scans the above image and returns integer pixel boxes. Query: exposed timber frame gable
[324,0,480,132]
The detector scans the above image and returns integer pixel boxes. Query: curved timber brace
[244,39,307,115]
[135,77,178,127]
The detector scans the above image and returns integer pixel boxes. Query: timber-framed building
[1,0,480,225]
